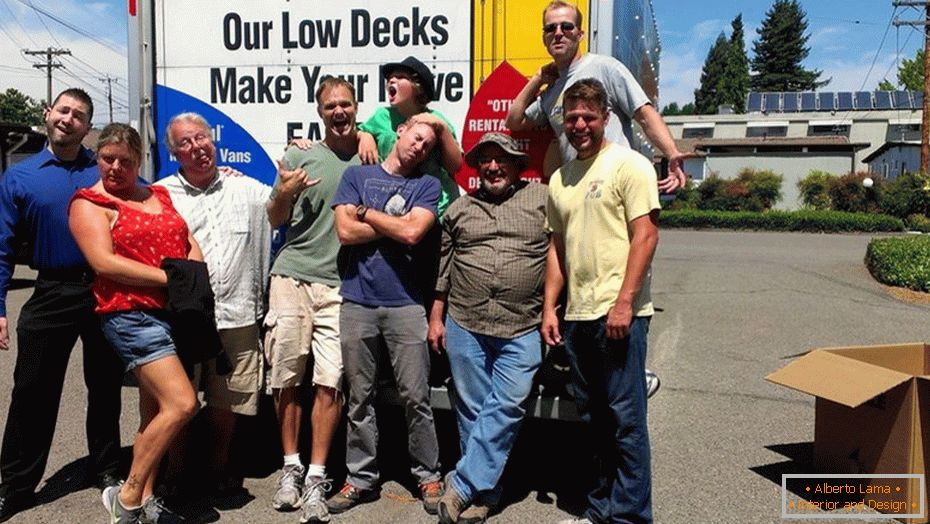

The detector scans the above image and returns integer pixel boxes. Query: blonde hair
[543,1,582,26]
[97,123,142,164]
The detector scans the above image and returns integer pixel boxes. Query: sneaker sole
[437,503,457,523]
[299,517,331,524]
[273,500,301,511]
[326,492,378,514]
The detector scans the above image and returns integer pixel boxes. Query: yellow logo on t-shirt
[585,179,604,199]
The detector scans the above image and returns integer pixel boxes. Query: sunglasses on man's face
[543,21,576,34]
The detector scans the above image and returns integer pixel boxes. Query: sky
[0,1,923,125]
[0,0,129,122]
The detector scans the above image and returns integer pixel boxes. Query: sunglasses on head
[543,21,576,34]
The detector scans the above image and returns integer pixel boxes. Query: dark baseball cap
[383,56,435,102]
[464,132,528,168]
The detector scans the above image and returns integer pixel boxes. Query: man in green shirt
[264,77,361,524]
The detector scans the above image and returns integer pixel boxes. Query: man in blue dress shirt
[0,88,124,522]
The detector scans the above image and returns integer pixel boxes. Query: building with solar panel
[661,90,923,209]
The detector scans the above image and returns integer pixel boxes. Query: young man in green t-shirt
[264,77,361,524]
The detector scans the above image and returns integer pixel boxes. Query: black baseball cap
[382,56,435,102]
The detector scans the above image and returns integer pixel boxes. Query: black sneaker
[0,492,36,523]
[140,495,185,523]
[96,472,123,492]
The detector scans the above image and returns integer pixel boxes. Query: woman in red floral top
[68,123,202,522]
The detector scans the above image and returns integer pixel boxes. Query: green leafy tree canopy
[0,88,44,126]
[661,101,696,116]
[897,49,924,91]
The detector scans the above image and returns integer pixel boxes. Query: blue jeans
[444,316,542,503]
[564,316,652,524]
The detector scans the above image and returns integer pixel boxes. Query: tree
[878,79,895,91]
[661,102,681,116]
[897,49,924,91]
[661,102,696,116]
[0,88,44,126]
[750,0,827,92]
[694,33,730,114]
[719,14,751,113]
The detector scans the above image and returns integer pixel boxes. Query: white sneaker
[645,369,661,399]
[557,518,593,524]
[272,464,305,511]
[299,476,332,523]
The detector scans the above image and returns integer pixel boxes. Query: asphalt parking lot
[2,229,928,523]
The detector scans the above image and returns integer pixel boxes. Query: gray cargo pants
[340,301,441,489]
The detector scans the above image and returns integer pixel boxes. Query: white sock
[283,453,301,468]
[306,464,326,479]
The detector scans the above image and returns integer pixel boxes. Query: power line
[11,0,122,55]
[25,0,61,48]
[0,64,37,72]
[58,68,128,110]
[857,7,898,91]
[0,0,37,48]
[62,54,129,95]
[24,46,69,104]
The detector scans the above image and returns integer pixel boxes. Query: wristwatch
[356,205,368,221]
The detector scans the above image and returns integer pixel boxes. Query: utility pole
[24,47,71,106]
[893,1,930,173]
[99,75,118,123]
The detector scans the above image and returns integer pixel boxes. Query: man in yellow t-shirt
[542,78,659,524]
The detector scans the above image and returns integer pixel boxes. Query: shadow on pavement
[36,382,590,518]
[750,442,814,486]
[750,441,815,499]
[35,456,94,505]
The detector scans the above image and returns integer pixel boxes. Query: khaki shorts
[194,323,263,416]
[264,276,343,390]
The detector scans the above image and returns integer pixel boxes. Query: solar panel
[800,92,817,111]
[854,91,872,110]
[762,92,781,112]
[782,92,799,112]
[894,90,911,109]
[874,90,893,109]
[746,92,763,112]
[836,92,854,111]
[913,90,924,107]
[818,92,835,111]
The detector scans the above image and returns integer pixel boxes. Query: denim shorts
[100,310,177,371]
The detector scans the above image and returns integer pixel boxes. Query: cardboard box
[766,343,930,523]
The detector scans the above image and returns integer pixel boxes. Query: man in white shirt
[157,112,272,493]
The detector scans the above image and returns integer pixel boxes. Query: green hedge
[866,236,930,292]
[660,209,905,233]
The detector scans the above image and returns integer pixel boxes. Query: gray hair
[165,112,211,153]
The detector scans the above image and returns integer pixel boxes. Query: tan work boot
[437,481,467,523]
[460,502,491,523]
